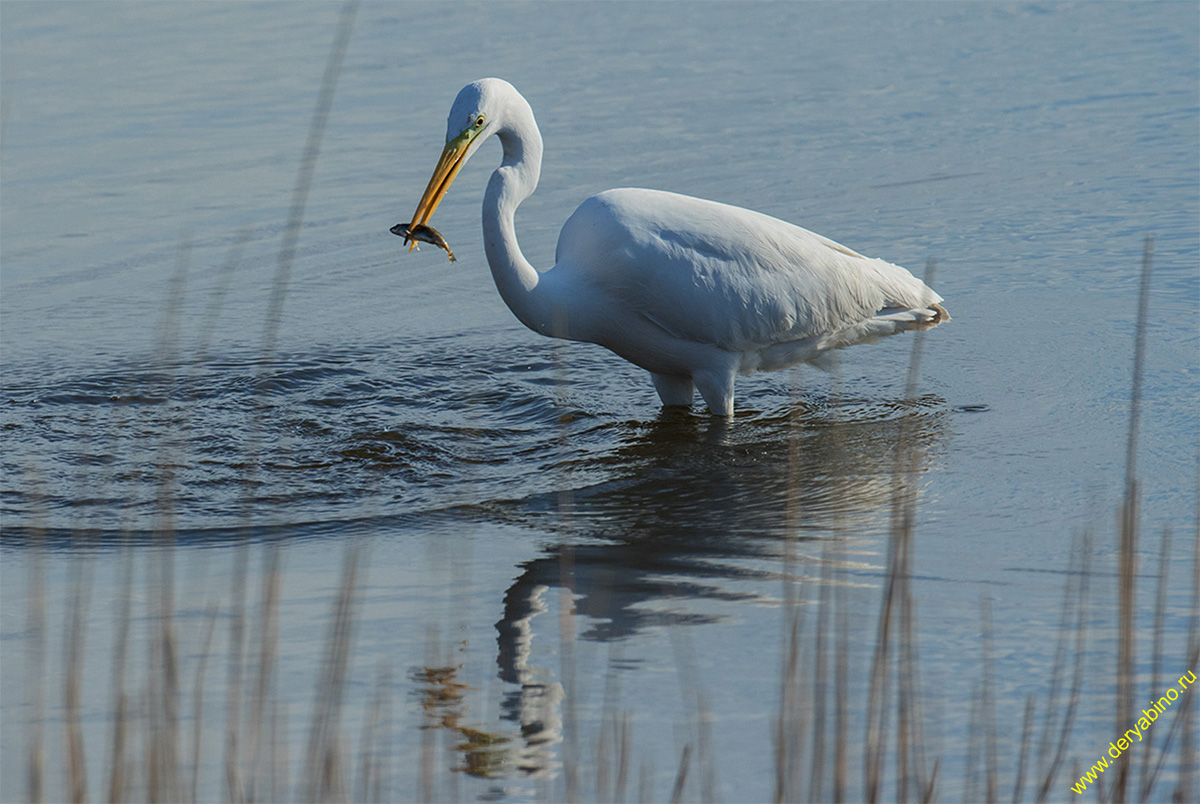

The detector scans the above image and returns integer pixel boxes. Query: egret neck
[482,100,555,337]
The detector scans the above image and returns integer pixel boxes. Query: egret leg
[651,373,695,407]
[693,368,736,418]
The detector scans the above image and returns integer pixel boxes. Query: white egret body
[400,78,948,416]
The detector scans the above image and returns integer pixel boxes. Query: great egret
[397,78,948,416]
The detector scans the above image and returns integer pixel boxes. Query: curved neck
[482,108,556,336]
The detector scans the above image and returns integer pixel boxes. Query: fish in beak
[391,121,485,263]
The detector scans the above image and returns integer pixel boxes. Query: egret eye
[474,115,486,128]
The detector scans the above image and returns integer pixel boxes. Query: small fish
[390,221,456,262]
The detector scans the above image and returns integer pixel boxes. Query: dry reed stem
[834,566,850,803]
[1133,524,1198,801]
[24,472,45,804]
[964,683,983,803]
[143,234,191,804]
[1035,528,1091,802]
[362,664,393,804]
[1011,693,1036,803]
[190,605,219,804]
[224,543,249,803]
[862,446,895,800]
[246,545,282,798]
[1138,525,1171,800]
[303,544,362,801]
[808,546,832,803]
[669,743,692,804]
[107,540,134,804]
[615,711,632,802]
[1116,486,1138,803]
[596,644,632,804]
[896,264,936,804]
[1174,512,1199,802]
[1111,235,1154,803]
[863,259,936,803]
[64,555,91,803]
[773,596,806,803]
[1046,532,1094,801]
[775,370,805,804]
[980,597,998,804]
[259,0,358,362]
[232,4,357,798]
[669,629,718,803]
[354,669,376,804]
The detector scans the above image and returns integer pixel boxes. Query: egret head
[407,78,521,232]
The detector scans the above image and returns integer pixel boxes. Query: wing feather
[554,188,940,353]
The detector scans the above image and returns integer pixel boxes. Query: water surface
[2,2,1197,800]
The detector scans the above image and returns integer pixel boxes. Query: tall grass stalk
[1112,236,1152,802]
[23,472,46,804]
[303,545,362,801]
[978,598,998,804]
[1033,528,1091,803]
[63,554,91,803]
[1175,515,1199,801]
[1139,524,1172,800]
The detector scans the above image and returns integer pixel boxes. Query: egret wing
[555,188,940,353]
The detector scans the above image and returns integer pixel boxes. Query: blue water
[2,2,1197,801]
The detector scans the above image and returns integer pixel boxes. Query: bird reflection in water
[411,663,514,779]
[490,393,948,779]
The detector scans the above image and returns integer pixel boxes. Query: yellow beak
[405,128,477,250]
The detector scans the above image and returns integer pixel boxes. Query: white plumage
[400,78,947,416]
